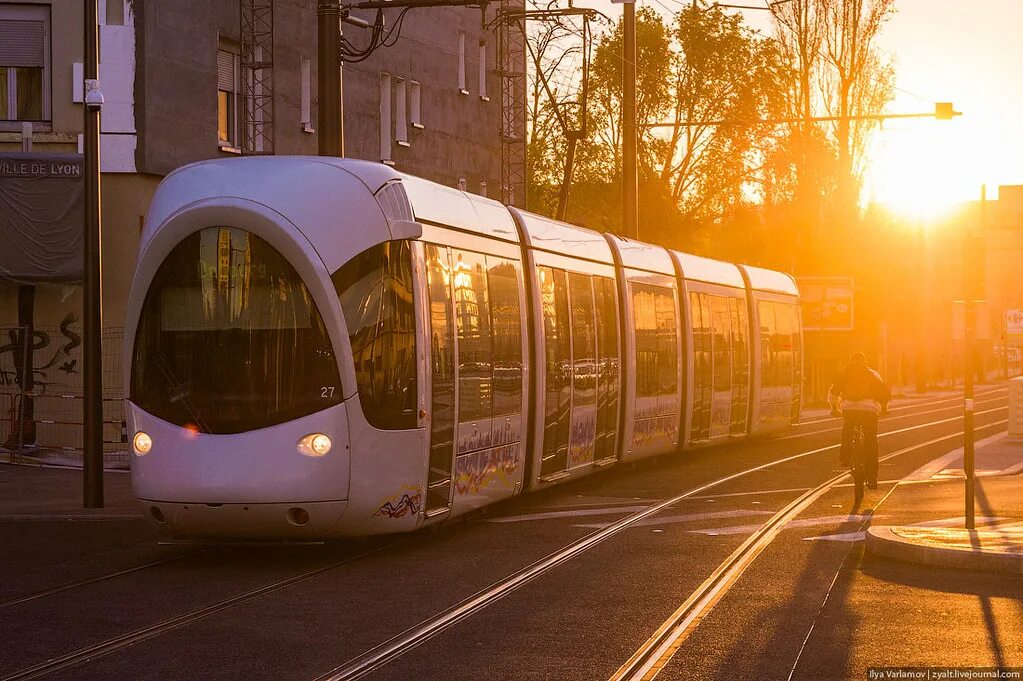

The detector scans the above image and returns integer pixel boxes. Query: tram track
[607,416,1008,681]
[0,398,1007,681]
[309,404,1008,681]
[1,389,1002,615]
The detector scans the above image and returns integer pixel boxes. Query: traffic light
[935,102,956,120]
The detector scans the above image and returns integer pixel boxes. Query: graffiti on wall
[0,313,81,390]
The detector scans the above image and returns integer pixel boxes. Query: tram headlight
[133,431,153,456]
[297,433,332,457]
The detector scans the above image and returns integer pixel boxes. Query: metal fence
[0,324,127,463]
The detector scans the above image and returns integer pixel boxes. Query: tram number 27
[321,386,336,398]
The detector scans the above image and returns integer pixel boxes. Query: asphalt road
[0,387,1017,681]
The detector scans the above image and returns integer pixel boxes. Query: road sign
[1007,309,1023,337]
[798,277,854,331]
[951,300,990,340]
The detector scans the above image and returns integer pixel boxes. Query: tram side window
[634,283,677,397]
[334,240,417,430]
[569,273,597,408]
[488,257,523,417]
[595,276,620,460]
[539,267,572,466]
[453,250,493,422]
[729,296,750,432]
[690,291,711,439]
[757,301,777,388]
[711,295,731,392]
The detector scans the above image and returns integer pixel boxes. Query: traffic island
[866,524,1023,575]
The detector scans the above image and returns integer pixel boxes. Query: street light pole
[622,0,638,240]
[83,0,104,508]
[318,0,344,156]
[963,186,985,531]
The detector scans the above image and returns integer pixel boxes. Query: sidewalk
[866,432,1023,574]
[1,445,130,470]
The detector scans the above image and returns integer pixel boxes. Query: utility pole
[622,0,637,240]
[318,0,344,156]
[83,0,104,508]
[963,185,985,531]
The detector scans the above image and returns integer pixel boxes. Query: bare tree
[820,0,896,214]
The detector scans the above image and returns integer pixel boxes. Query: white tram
[124,157,802,538]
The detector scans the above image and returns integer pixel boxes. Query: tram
[124,156,802,538]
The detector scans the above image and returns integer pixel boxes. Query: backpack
[843,366,876,401]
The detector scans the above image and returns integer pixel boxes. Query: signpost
[798,277,855,332]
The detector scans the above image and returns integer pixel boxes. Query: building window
[106,0,125,26]
[410,80,423,129]
[478,39,488,101]
[457,32,467,94]
[217,46,240,150]
[394,77,408,146]
[379,72,392,163]
[300,57,313,132]
[0,5,50,122]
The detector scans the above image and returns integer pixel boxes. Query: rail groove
[609,418,1008,681]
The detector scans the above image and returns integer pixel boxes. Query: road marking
[802,531,867,542]
[574,509,775,530]
[691,514,880,537]
[912,515,1006,523]
[488,505,650,523]
[903,431,1008,480]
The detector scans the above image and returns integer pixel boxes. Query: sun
[863,116,980,224]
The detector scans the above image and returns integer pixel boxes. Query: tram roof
[510,208,615,264]
[605,235,675,276]
[671,251,745,289]
[398,174,519,244]
[740,264,799,296]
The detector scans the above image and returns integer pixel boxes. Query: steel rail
[794,385,1006,426]
[777,391,1007,441]
[609,418,1008,681]
[0,539,405,681]
[311,405,1008,681]
[2,403,1005,681]
[0,547,216,610]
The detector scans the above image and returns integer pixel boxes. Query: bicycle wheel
[851,426,865,504]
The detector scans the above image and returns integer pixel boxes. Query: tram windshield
[130,227,342,434]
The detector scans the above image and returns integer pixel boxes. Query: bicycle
[848,423,866,505]
[833,406,887,505]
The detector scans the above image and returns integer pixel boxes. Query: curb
[866,525,1023,575]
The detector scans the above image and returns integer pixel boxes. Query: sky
[576,0,1023,219]
[710,0,1023,215]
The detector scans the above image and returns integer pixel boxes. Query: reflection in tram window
[539,266,571,475]
[594,276,620,461]
[488,257,523,417]
[569,273,596,407]
[334,239,418,430]
[711,295,731,393]
[758,301,778,387]
[634,283,677,398]
[453,250,492,422]
[132,227,342,434]
[729,296,750,435]
[690,291,711,440]
[425,244,455,509]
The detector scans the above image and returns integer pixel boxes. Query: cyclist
[828,352,891,489]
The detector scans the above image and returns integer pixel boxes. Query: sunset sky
[583,0,1023,218]
[727,0,1023,216]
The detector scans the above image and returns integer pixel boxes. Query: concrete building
[0,0,525,452]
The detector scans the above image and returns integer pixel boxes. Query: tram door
[425,245,456,515]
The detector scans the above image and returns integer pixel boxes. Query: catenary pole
[622,0,637,240]
[318,1,344,156]
[83,0,104,507]
[963,186,984,530]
